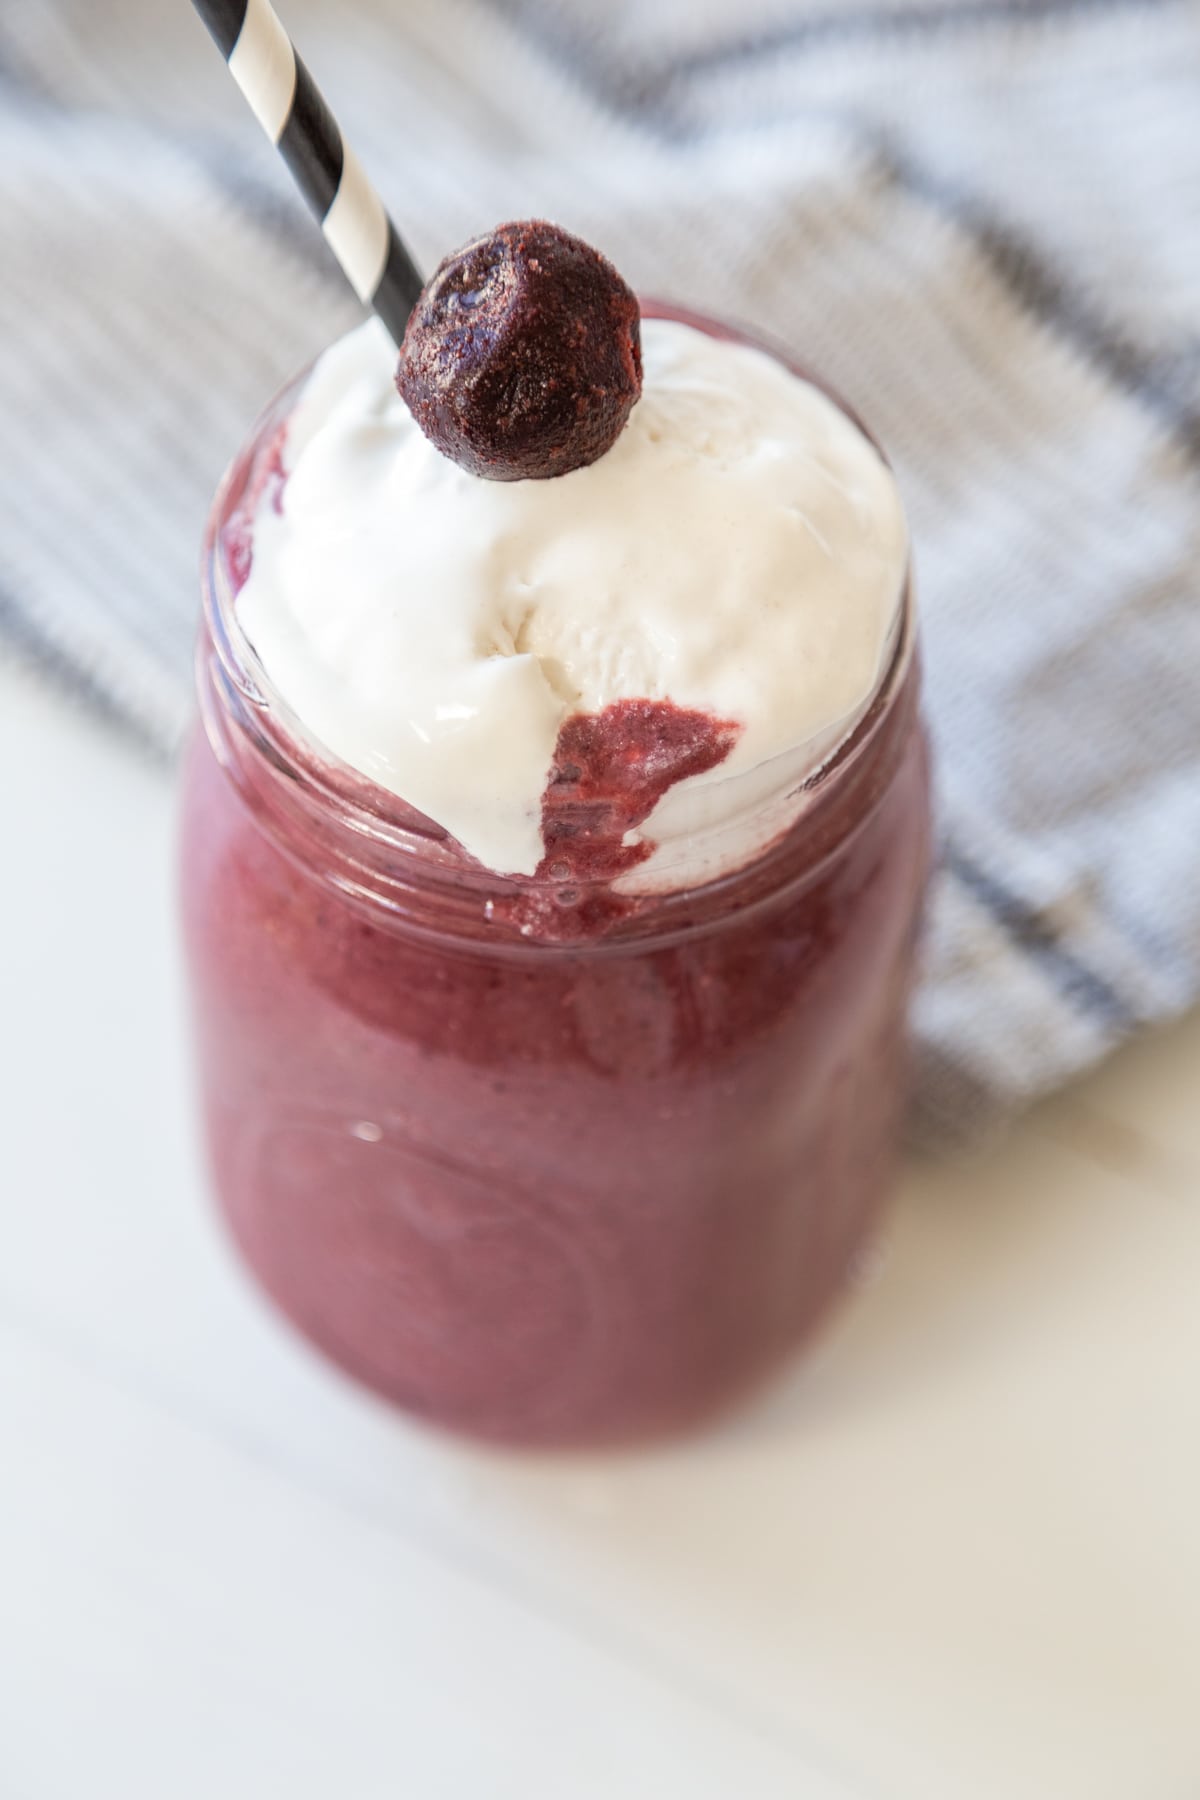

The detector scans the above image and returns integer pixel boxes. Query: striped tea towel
[1,0,1199,1143]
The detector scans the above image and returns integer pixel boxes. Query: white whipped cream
[238,316,908,881]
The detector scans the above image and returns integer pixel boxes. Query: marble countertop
[2,656,1197,1800]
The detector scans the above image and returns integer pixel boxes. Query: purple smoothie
[181,304,931,1446]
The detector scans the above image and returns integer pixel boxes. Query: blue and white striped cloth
[2,0,1198,1142]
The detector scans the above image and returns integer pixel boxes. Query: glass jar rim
[197,304,918,952]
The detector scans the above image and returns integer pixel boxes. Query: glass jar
[180,307,931,1448]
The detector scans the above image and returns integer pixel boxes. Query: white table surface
[2,654,1198,1800]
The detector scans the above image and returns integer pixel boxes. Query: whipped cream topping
[237,316,908,881]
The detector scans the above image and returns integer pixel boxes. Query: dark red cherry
[395,220,642,481]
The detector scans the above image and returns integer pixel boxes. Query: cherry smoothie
[181,294,930,1447]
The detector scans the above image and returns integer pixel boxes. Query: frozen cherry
[395,220,642,481]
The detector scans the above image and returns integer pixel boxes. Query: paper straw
[192,0,424,345]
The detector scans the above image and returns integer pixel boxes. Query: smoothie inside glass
[181,295,930,1448]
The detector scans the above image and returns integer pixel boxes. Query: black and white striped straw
[192,0,424,346]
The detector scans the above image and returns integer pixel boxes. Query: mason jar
[180,307,931,1447]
